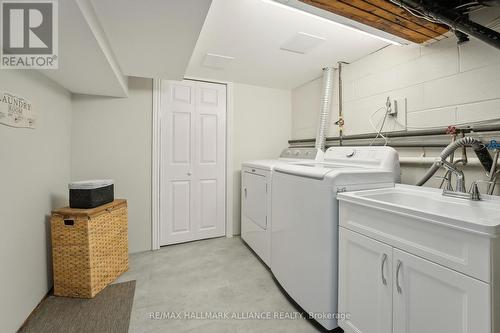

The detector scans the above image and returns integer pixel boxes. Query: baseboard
[16,287,53,333]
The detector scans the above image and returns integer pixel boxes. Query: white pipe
[400,156,482,166]
[315,67,335,151]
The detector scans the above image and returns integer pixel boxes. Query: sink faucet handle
[469,180,496,198]
[440,159,466,193]
[469,180,495,201]
[469,181,481,201]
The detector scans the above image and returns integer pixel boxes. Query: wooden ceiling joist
[299,0,449,43]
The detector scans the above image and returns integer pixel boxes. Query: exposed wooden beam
[299,0,449,43]
[363,0,448,35]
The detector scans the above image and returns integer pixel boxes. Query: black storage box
[69,180,114,209]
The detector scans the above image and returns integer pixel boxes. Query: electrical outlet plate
[386,97,407,132]
[389,99,398,116]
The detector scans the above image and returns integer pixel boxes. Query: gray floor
[115,236,323,333]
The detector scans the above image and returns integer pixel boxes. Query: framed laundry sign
[0,92,35,128]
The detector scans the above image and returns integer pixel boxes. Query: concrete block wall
[341,36,500,136]
[337,29,500,194]
[291,25,500,193]
[292,30,500,141]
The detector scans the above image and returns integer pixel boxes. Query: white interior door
[338,227,393,333]
[393,249,490,333]
[160,80,226,245]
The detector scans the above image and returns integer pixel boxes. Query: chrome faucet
[439,159,466,193]
[417,137,499,200]
[441,177,492,201]
[438,160,483,201]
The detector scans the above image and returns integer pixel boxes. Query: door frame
[151,78,234,250]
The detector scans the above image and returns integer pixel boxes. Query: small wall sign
[0,92,35,128]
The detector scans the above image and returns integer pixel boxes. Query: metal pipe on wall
[337,62,345,147]
[399,157,482,166]
[291,124,500,146]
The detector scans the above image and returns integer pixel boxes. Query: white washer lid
[274,164,341,180]
[68,179,114,190]
[242,159,284,170]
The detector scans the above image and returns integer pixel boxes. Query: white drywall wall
[231,83,292,234]
[71,79,291,250]
[292,77,323,140]
[71,77,153,253]
[0,70,71,333]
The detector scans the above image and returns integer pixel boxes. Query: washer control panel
[280,148,319,160]
[323,146,399,170]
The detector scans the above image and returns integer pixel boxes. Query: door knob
[187,172,192,176]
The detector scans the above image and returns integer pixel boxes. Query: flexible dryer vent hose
[315,67,335,152]
[416,137,493,186]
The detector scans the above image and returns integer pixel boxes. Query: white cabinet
[338,228,393,333]
[338,187,500,333]
[339,227,491,333]
[393,249,490,333]
[338,228,494,333]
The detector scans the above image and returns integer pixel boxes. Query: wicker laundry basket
[51,199,129,298]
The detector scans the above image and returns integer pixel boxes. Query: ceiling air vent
[280,32,326,54]
[202,53,235,69]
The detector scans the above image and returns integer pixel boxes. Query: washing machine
[271,146,400,330]
[241,148,322,267]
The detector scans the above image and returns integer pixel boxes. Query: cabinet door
[242,171,267,229]
[338,227,393,333]
[393,249,490,333]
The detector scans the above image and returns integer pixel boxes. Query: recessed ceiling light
[281,32,326,54]
[202,53,235,69]
[260,0,402,45]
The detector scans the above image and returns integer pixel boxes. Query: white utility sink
[338,184,500,236]
[337,183,500,333]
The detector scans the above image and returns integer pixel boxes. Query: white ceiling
[39,0,391,96]
[281,0,410,45]
[186,0,389,90]
[91,0,212,79]
[40,0,212,97]
[40,0,128,97]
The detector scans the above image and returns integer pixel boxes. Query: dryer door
[242,171,267,229]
